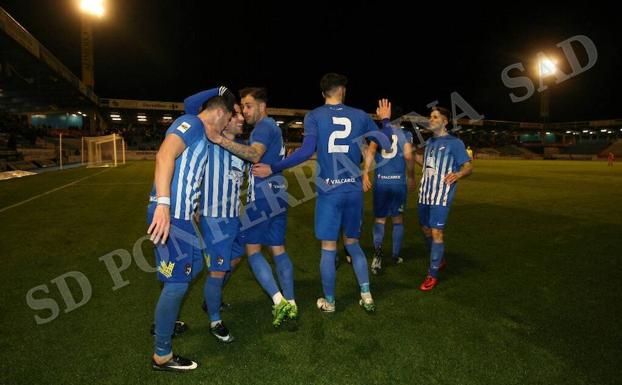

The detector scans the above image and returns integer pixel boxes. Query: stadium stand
[600,139,622,157]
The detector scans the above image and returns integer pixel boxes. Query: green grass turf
[0,160,620,385]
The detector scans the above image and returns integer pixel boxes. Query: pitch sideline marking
[0,169,110,214]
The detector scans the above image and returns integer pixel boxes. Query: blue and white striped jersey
[418,135,470,207]
[200,141,246,218]
[149,114,209,220]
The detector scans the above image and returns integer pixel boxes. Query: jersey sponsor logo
[324,177,356,186]
[377,174,402,180]
[176,121,191,133]
[158,261,175,278]
[268,182,286,190]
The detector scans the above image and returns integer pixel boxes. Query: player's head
[429,106,451,132]
[240,87,268,126]
[320,73,347,102]
[224,103,244,137]
[200,91,236,133]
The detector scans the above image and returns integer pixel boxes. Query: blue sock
[429,242,445,278]
[204,276,224,322]
[373,223,385,249]
[360,283,370,293]
[248,252,279,297]
[320,249,337,302]
[274,252,295,301]
[392,223,404,258]
[345,242,370,290]
[154,282,189,357]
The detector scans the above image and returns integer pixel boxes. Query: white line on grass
[0,169,110,214]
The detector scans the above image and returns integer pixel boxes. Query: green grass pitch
[0,160,620,385]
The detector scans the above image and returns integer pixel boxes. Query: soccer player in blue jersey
[207,87,295,327]
[253,73,393,313]
[147,87,234,372]
[416,106,472,291]
[362,121,416,274]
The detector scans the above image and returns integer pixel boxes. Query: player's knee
[431,229,444,242]
[375,218,386,224]
[231,257,241,269]
[270,245,286,257]
[392,215,403,224]
[343,237,358,246]
[421,226,432,236]
[322,240,338,250]
[246,243,261,255]
[209,271,227,278]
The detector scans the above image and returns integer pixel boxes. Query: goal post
[83,134,126,168]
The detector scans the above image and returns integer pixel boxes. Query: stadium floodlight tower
[79,0,104,90]
[537,54,557,123]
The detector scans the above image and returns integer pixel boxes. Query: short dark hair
[320,73,348,95]
[201,89,236,113]
[239,87,268,104]
[432,106,451,121]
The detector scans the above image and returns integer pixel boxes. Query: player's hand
[407,178,416,192]
[363,174,372,192]
[444,172,461,186]
[148,204,171,245]
[376,98,391,120]
[252,163,273,178]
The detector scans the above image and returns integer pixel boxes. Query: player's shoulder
[441,134,464,143]
[169,114,202,134]
[255,116,279,131]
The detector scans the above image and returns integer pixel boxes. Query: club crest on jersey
[176,121,191,134]
[184,263,192,276]
[158,261,175,278]
[216,256,224,266]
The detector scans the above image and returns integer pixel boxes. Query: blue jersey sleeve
[271,135,317,173]
[303,112,319,137]
[366,118,392,150]
[404,130,414,144]
[183,87,220,115]
[250,121,274,148]
[451,139,471,168]
[166,116,203,147]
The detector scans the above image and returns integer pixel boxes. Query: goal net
[83,134,126,168]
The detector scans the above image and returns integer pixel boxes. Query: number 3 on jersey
[381,134,398,159]
[328,117,352,153]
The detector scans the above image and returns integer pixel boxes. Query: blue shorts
[239,198,287,246]
[198,216,244,272]
[373,184,407,218]
[315,191,363,241]
[147,208,204,283]
[417,204,451,230]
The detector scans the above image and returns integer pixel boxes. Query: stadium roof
[0,7,98,114]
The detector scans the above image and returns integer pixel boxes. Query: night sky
[2,0,621,121]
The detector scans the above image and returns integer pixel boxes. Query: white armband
[156,196,171,206]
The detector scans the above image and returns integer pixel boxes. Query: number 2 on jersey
[328,117,352,153]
